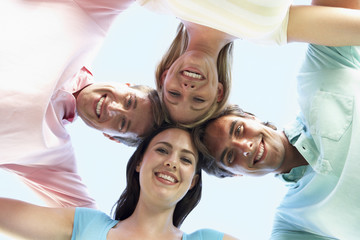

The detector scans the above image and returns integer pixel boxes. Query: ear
[244,113,256,120]
[216,82,224,102]
[160,70,168,89]
[103,133,121,144]
[189,174,200,190]
[136,161,142,173]
[233,174,243,177]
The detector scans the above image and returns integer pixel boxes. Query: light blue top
[271,45,360,240]
[71,207,224,240]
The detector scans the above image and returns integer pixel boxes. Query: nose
[182,81,196,89]
[108,101,125,117]
[233,139,253,157]
[164,155,178,170]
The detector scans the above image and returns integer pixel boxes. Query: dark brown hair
[112,123,203,227]
[193,104,277,178]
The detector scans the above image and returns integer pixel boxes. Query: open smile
[181,70,204,80]
[155,171,179,184]
[180,67,205,80]
[96,95,106,118]
[253,140,266,165]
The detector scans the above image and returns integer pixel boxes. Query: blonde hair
[155,22,233,128]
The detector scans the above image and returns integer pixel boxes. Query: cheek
[184,168,196,184]
[266,142,285,168]
[199,84,217,101]
[79,114,101,131]
[163,77,177,92]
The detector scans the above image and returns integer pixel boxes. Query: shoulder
[271,228,336,240]
[302,44,360,71]
[183,228,224,240]
[74,207,117,226]
[72,207,118,240]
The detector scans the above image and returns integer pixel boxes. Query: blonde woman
[137,0,360,126]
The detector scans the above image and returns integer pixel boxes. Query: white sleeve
[137,0,292,45]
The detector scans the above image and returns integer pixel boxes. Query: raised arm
[0,198,74,240]
[287,1,360,46]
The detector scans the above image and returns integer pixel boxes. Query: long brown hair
[112,124,203,227]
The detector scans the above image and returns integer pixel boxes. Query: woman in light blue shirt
[0,124,238,240]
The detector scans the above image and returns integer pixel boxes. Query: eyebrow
[219,120,237,165]
[125,120,131,133]
[181,149,196,159]
[220,147,228,166]
[134,95,138,109]
[229,120,237,137]
[190,105,207,112]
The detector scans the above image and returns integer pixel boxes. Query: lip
[253,139,266,166]
[95,95,106,119]
[180,67,206,81]
[155,171,179,185]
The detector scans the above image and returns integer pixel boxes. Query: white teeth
[96,96,105,117]
[183,70,202,79]
[158,173,176,183]
[255,143,264,161]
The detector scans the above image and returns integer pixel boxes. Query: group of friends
[1,0,360,239]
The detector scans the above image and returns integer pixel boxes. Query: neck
[183,21,235,58]
[116,197,181,238]
[72,83,92,100]
[276,132,308,174]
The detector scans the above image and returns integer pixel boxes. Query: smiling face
[161,50,223,124]
[136,128,199,207]
[204,115,288,177]
[75,83,154,138]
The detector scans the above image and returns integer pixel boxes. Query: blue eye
[127,97,132,108]
[227,151,234,165]
[156,147,168,154]
[169,91,180,97]
[235,125,243,137]
[193,97,205,103]
[119,117,126,131]
[181,157,192,165]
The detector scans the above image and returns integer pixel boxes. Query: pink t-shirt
[0,0,134,208]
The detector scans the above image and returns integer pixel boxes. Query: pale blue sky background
[0,1,309,239]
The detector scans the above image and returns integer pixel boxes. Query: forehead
[204,115,243,159]
[150,128,197,153]
[206,115,241,135]
[164,100,206,124]
[91,82,147,95]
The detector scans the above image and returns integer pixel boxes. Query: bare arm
[311,0,360,9]
[287,5,360,46]
[0,198,74,240]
